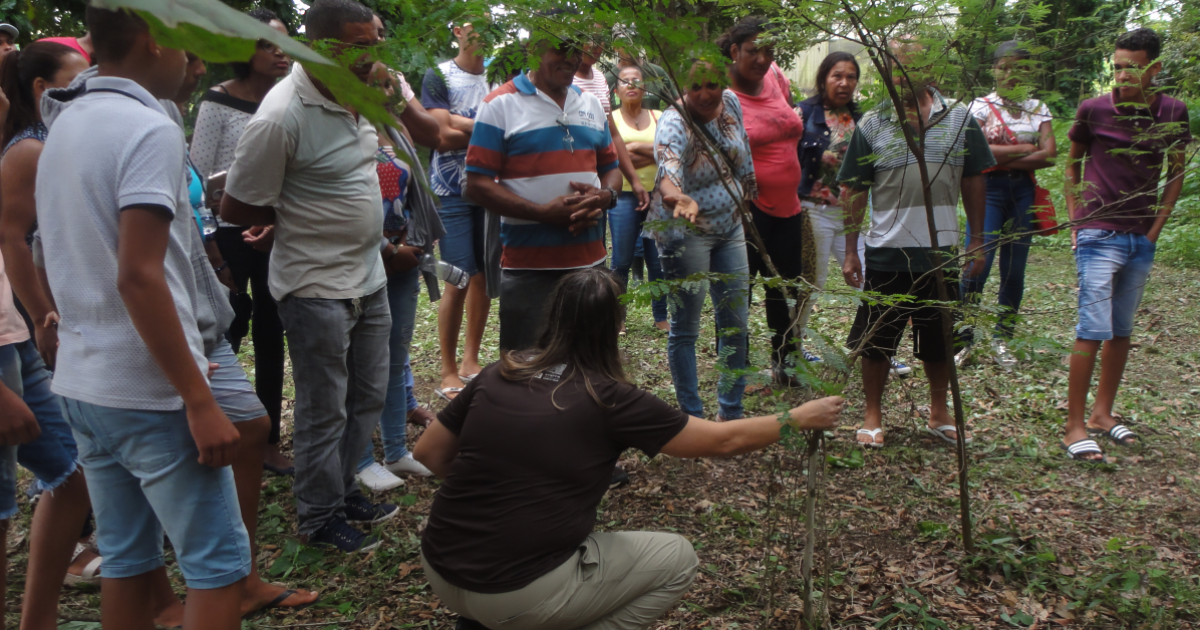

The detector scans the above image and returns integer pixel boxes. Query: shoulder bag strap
[984,98,1018,144]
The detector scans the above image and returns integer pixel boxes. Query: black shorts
[846,268,960,363]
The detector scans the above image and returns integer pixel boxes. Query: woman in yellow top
[610,66,669,331]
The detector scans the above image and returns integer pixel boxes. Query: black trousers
[215,226,286,444]
[746,204,811,366]
[498,265,602,352]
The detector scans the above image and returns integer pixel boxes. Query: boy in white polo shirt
[35,8,249,629]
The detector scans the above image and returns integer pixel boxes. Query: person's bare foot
[1064,425,1105,461]
[926,408,968,441]
[66,544,101,581]
[264,443,293,472]
[440,374,466,391]
[408,406,436,428]
[459,361,482,381]
[655,320,670,331]
[153,597,185,628]
[241,579,319,617]
[1086,412,1137,444]
[856,427,884,446]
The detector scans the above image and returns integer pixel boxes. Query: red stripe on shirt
[501,149,601,180]
[501,241,607,269]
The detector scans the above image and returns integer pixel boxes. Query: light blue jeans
[1074,229,1156,340]
[358,265,421,469]
[63,397,252,587]
[657,224,749,419]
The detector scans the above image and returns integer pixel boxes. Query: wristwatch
[603,186,619,210]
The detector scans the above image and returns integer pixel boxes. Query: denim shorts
[1075,229,1156,341]
[208,338,268,423]
[62,397,252,588]
[0,340,80,520]
[437,195,486,277]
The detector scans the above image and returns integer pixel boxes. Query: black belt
[987,170,1031,179]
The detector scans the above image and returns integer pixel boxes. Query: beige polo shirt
[225,62,385,301]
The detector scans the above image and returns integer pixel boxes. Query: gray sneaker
[991,339,1017,370]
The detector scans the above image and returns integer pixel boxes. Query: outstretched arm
[660,397,843,458]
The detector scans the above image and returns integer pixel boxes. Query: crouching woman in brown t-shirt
[414,267,843,630]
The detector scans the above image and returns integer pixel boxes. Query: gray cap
[0,23,18,39]
[994,40,1030,61]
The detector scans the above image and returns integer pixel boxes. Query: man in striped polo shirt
[837,39,994,448]
[465,38,622,352]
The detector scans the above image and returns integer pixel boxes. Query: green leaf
[95,0,393,129]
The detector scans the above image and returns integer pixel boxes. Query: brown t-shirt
[421,363,690,593]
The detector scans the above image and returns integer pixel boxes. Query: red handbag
[985,100,1058,236]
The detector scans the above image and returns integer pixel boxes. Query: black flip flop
[244,589,320,619]
[1088,424,1138,447]
[263,462,296,476]
[1063,438,1107,463]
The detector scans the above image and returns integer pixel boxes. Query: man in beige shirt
[221,0,396,554]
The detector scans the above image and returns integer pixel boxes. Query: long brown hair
[0,41,78,148]
[499,267,628,407]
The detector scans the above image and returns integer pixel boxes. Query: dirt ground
[11,243,1200,629]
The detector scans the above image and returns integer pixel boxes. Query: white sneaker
[356,462,405,492]
[386,453,432,477]
[991,339,1017,371]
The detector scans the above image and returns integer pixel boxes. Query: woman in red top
[719,16,814,383]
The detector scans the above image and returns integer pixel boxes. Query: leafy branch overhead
[92,0,394,128]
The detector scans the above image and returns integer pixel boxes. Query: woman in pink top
[719,16,814,383]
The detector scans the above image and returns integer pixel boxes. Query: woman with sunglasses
[189,8,293,475]
[719,16,812,384]
[649,60,756,421]
[610,66,668,332]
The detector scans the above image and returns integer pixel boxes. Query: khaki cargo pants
[422,531,699,630]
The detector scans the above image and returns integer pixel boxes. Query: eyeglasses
[618,79,644,88]
[556,113,574,154]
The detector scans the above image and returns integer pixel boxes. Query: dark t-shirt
[1068,91,1192,234]
[421,363,689,594]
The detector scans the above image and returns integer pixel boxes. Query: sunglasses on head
[556,113,575,154]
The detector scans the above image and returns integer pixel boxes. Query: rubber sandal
[1088,424,1138,447]
[435,387,463,402]
[244,589,321,619]
[922,425,972,444]
[856,428,884,448]
[63,543,101,586]
[1063,438,1106,463]
[459,373,477,384]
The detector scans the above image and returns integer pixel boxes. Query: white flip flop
[435,387,463,402]
[63,543,101,586]
[856,428,884,448]
[923,425,973,444]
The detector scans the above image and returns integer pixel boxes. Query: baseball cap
[0,24,18,39]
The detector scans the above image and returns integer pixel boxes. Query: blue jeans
[1074,230,1156,341]
[63,397,251,587]
[438,195,486,276]
[658,224,749,419]
[358,266,421,469]
[277,288,391,536]
[961,173,1036,341]
[609,192,667,323]
[0,340,80,520]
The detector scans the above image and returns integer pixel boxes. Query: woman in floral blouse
[650,60,756,421]
[960,41,1057,370]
